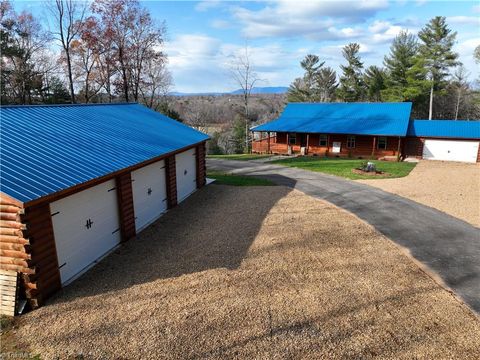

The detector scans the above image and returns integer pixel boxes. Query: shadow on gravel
[51,176,297,304]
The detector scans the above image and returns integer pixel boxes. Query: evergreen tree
[287,77,310,102]
[382,31,418,101]
[317,67,337,102]
[338,43,364,102]
[287,54,325,102]
[364,66,386,102]
[417,16,459,119]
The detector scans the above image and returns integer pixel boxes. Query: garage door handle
[59,262,67,269]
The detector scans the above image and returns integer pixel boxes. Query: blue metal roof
[407,119,480,139]
[0,103,209,203]
[252,102,412,136]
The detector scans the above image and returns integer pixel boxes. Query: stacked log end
[0,194,30,315]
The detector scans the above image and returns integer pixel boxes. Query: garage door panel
[176,148,197,203]
[50,179,121,284]
[132,160,167,232]
[423,139,479,163]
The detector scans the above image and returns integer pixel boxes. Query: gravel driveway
[357,160,480,227]
[12,186,480,359]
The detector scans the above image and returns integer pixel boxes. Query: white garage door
[132,160,167,232]
[176,148,197,203]
[50,179,121,285]
[423,139,479,163]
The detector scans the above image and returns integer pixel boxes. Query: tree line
[287,16,480,120]
[1,0,171,111]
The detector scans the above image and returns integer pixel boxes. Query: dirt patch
[357,160,480,227]
[352,169,390,177]
[11,186,480,359]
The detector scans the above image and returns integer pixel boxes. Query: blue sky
[14,0,480,93]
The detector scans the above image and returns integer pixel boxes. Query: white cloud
[164,34,301,92]
[194,0,222,12]
[230,0,389,39]
[455,38,480,82]
[447,16,480,26]
[210,19,231,29]
[368,20,407,44]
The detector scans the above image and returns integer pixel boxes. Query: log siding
[253,133,401,159]
[116,173,136,242]
[165,155,178,209]
[196,143,206,189]
[21,203,61,309]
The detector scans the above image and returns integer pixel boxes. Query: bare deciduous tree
[49,0,86,103]
[139,56,172,110]
[229,45,260,152]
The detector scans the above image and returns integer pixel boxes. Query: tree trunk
[428,82,434,120]
[119,47,129,102]
[454,90,461,121]
[65,50,76,104]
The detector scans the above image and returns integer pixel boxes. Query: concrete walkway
[208,158,480,313]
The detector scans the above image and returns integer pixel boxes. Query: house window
[347,136,356,149]
[377,137,387,150]
[319,134,328,147]
[288,133,296,145]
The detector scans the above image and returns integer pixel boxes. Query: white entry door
[50,179,121,285]
[132,160,167,232]
[423,139,479,163]
[175,148,197,202]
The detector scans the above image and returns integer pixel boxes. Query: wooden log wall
[165,156,178,209]
[116,173,136,241]
[0,197,28,273]
[196,143,206,189]
[21,203,61,309]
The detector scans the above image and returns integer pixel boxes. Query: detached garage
[0,103,209,313]
[405,120,480,163]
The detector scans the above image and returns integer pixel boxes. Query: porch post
[372,136,377,158]
[267,131,271,154]
[397,137,402,161]
[306,134,310,155]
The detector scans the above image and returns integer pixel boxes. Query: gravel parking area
[357,160,480,227]
[11,185,480,359]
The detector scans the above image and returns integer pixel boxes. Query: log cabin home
[0,103,209,315]
[252,102,480,163]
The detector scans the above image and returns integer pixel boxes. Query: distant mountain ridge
[169,86,288,97]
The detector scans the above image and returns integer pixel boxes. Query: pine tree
[287,54,325,102]
[364,66,386,102]
[382,31,418,101]
[417,16,459,119]
[338,43,364,102]
[317,67,337,102]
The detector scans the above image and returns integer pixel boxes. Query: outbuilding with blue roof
[0,103,209,311]
[251,102,480,163]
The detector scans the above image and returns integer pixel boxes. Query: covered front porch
[252,131,403,160]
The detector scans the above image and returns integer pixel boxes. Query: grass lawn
[207,154,272,161]
[207,172,275,186]
[270,157,417,180]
